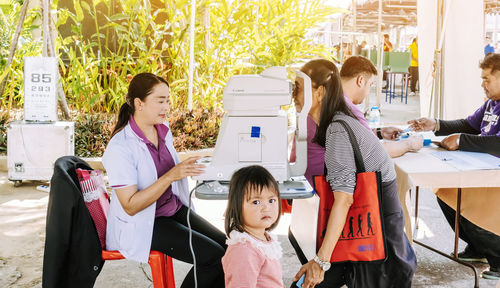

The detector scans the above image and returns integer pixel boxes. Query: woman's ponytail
[111,102,133,137]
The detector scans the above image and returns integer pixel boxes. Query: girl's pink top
[222,230,283,288]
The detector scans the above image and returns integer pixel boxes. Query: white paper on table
[431,151,500,171]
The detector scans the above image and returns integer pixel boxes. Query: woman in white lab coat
[103,73,226,288]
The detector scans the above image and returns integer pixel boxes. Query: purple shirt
[296,98,371,185]
[466,100,500,136]
[344,95,371,130]
[129,116,182,218]
[304,116,326,185]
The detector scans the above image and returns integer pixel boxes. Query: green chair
[369,49,390,70]
[388,52,410,73]
[385,52,410,104]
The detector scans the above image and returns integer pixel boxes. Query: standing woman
[103,73,226,288]
[292,60,416,288]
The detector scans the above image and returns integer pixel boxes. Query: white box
[7,121,74,183]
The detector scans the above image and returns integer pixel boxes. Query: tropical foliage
[0,0,342,155]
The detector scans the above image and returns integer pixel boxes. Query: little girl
[222,165,283,288]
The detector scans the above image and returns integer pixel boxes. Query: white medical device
[194,66,312,182]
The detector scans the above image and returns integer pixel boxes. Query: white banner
[24,57,58,122]
[418,0,485,120]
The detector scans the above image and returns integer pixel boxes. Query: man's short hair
[340,56,378,79]
[480,53,500,73]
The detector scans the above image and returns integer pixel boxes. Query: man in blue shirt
[485,36,495,55]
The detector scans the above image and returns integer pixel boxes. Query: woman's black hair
[302,59,354,147]
[111,73,169,137]
[225,165,281,236]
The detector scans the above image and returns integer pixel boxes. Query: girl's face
[242,186,279,236]
[135,83,170,125]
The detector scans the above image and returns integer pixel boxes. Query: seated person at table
[340,56,423,158]
[291,56,422,184]
[408,53,500,280]
[103,73,226,287]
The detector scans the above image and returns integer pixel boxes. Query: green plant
[0,110,9,153]
[168,106,223,151]
[0,3,42,111]
[73,113,114,157]
[1,0,345,152]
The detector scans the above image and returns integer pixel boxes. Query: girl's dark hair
[225,165,281,236]
[302,59,354,147]
[111,73,169,137]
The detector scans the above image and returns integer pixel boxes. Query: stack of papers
[432,151,500,171]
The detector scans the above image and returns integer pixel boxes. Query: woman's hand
[293,260,325,288]
[380,126,403,140]
[164,156,205,182]
[406,135,424,152]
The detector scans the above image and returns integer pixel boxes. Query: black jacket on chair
[42,156,104,288]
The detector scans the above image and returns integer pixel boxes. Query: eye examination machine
[194,66,314,198]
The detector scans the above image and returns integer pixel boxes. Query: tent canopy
[344,0,417,33]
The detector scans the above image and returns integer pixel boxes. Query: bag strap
[332,119,366,173]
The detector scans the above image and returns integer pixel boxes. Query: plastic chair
[385,52,410,104]
[70,157,176,288]
[101,250,175,288]
[281,199,292,214]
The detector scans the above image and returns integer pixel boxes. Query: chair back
[76,168,110,249]
[388,51,410,73]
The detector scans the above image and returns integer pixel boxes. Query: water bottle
[369,106,381,128]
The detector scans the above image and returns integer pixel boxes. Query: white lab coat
[102,122,190,263]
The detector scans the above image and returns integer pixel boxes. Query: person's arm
[115,156,203,216]
[435,119,480,136]
[222,243,263,288]
[293,191,353,288]
[408,117,479,135]
[458,134,500,156]
[382,135,423,158]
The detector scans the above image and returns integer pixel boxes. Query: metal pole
[494,14,498,52]
[188,0,196,112]
[352,0,357,56]
[375,0,383,109]
[340,17,343,62]
[42,0,49,57]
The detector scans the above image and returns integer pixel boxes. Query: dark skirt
[319,179,417,288]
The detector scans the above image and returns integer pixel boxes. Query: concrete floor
[1,88,499,287]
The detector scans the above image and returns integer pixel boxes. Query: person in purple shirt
[409,53,500,156]
[408,53,500,280]
[104,73,226,287]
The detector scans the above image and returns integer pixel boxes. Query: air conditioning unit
[7,121,74,186]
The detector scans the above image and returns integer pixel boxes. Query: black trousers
[409,66,418,92]
[151,205,227,288]
[437,198,500,268]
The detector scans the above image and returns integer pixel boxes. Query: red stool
[281,199,292,215]
[102,250,175,288]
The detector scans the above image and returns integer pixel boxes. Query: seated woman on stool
[103,73,226,288]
